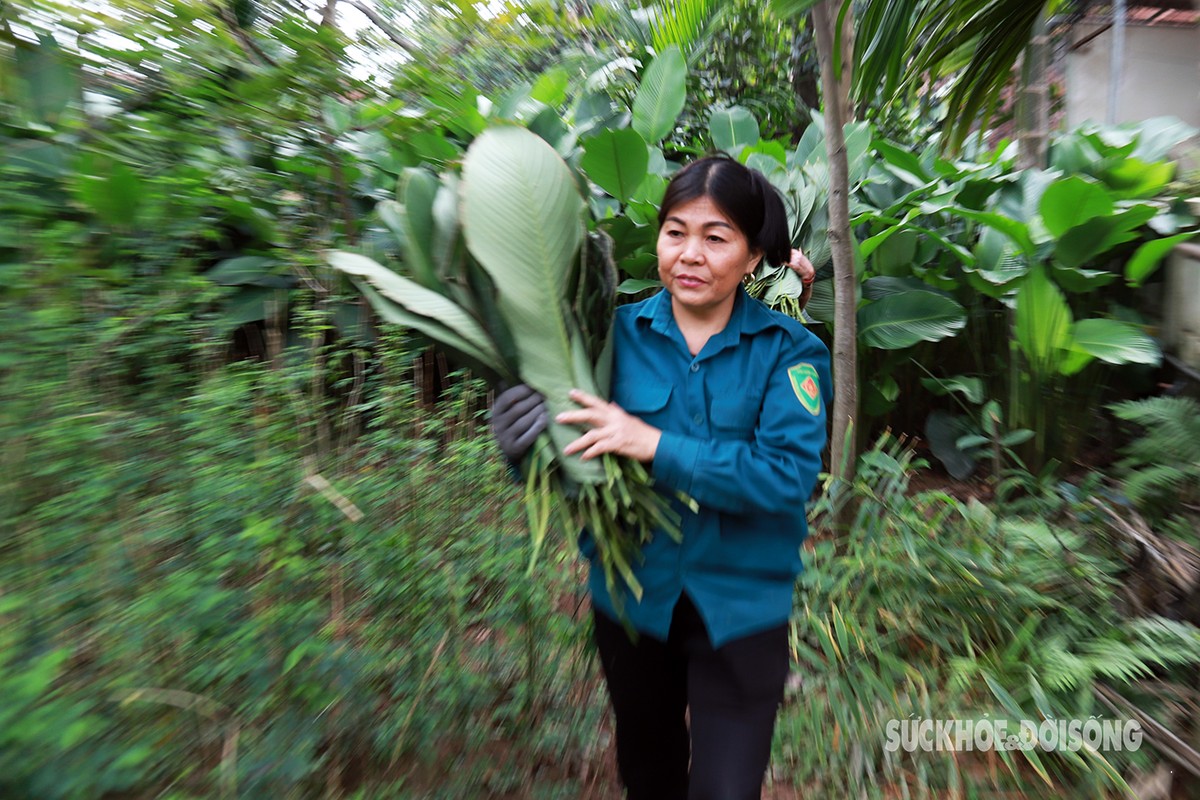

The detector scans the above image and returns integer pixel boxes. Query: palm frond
[645,0,722,64]
[909,0,1048,151]
[852,0,922,104]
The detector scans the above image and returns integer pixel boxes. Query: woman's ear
[745,248,764,276]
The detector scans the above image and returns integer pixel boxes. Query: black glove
[491,383,548,463]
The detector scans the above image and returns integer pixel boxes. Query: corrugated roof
[1080,0,1199,25]
[1127,5,1199,23]
[1128,0,1193,10]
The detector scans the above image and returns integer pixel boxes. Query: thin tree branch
[214,2,279,67]
[343,0,419,55]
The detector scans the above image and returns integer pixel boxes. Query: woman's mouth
[675,274,705,289]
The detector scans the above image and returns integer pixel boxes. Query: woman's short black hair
[657,153,791,268]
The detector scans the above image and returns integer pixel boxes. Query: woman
[492,154,831,800]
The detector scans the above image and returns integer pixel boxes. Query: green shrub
[776,436,1200,798]
[0,273,603,798]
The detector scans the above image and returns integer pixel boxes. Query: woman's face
[657,195,762,318]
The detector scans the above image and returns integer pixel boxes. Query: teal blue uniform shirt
[584,286,833,648]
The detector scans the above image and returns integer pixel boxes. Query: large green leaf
[1038,176,1113,238]
[393,168,440,289]
[206,256,294,288]
[921,375,985,404]
[580,128,649,203]
[617,278,663,294]
[708,106,760,153]
[632,46,686,144]
[75,155,142,229]
[1071,319,1161,366]
[1050,262,1116,293]
[356,283,504,384]
[793,116,824,167]
[1125,232,1197,287]
[858,291,967,349]
[927,203,1036,259]
[460,126,602,483]
[218,287,277,332]
[14,35,79,125]
[1102,157,1174,199]
[431,173,462,277]
[862,276,944,300]
[1014,265,1071,375]
[804,279,835,324]
[321,97,351,136]
[325,250,500,367]
[868,230,918,277]
[1128,117,1198,160]
[844,122,874,189]
[531,67,570,107]
[1050,134,1102,175]
[875,139,932,185]
[969,226,1028,290]
[925,410,977,480]
[5,140,67,178]
[1053,203,1158,268]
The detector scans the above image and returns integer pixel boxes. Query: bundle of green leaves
[328,125,685,607]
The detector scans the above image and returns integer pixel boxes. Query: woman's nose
[681,237,703,263]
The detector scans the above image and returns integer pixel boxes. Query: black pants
[592,593,790,800]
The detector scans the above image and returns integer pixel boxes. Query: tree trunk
[1015,12,1050,170]
[811,0,858,493]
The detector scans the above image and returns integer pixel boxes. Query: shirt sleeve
[651,333,832,516]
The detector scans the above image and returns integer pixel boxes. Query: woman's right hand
[556,389,661,464]
[491,384,547,463]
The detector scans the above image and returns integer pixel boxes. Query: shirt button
[690,363,699,373]
[693,414,704,426]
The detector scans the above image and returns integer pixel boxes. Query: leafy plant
[925,388,1034,481]
[850,117,1198,465]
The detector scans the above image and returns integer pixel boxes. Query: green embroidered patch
[787,363,821,416]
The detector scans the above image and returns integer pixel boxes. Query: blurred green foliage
[0,259,613,797]
[3,2,1200,798]
[775,436,1200,798]
[0,7,610,797]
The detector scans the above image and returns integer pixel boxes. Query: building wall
[1066,22,1200,128]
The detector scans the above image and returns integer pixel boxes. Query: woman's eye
[666,230,683,238]
[707,235,726,244]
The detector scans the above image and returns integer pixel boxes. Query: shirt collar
[635,286,786,352]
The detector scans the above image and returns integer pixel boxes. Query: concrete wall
[1165,242,1200,369]
[1066,22,1200,128]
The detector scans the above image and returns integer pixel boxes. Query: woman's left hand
[786,247,816,310]
[557,389,662,463]
[786,247,815,284]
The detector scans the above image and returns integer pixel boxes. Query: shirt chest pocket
[614,380,673,427]
[710,394,760,439]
